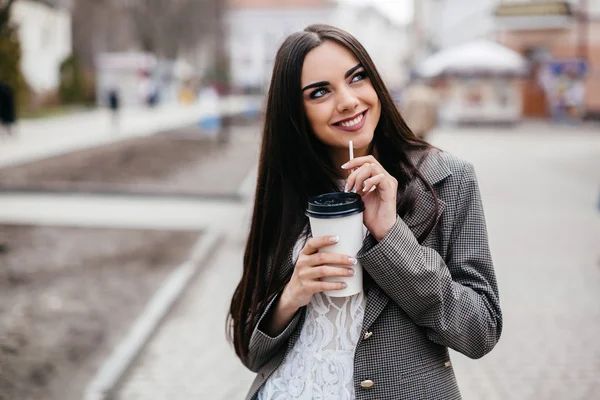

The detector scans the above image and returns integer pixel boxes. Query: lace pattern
[258,219,368,399]
[258,291,366,400]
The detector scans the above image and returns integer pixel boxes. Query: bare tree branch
[1,0,17,12]
[0,0,17,33]
[126,0,220,58]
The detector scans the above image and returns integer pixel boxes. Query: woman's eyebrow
[344,63,362,78]
[302,81,328,92]
[301,63,363,92]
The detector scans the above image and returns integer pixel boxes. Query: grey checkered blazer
[240,149,502,400]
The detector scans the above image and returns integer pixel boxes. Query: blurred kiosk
[96,52,192,108]
[417,40,528,125]
[96,52,157,108]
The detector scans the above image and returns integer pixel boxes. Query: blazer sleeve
[241,291,304,372]
[357,163,502,359]
[240,229,309,372]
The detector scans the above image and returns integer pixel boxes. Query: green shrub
[0,18,30,114]
[59,54,85,104]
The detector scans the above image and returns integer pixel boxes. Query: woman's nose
[336,88,359,114]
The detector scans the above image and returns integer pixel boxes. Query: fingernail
[351,185,357,193]
[348,257,357,265]
[342,283,348,288]
[344,183,348,192]
[347,268,355,276]
[330,236,339,244]
[369,185,376,192]
[341,163,349,169]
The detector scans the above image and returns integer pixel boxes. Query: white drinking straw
[349,140,376,193]
[348,140,354,162]
[345,141,354,192]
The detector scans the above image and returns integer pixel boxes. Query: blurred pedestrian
[107,88,120,132]
[0,82,17,138]
[147,82,158,107]
[228,24,501,400]
[402,79,439,141]
[564,77,585,123]
[198,85,222,140]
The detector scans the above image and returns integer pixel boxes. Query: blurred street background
[0,0,599,399]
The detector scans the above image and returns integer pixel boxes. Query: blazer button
[363,331,373,340]
[360,380,374,388]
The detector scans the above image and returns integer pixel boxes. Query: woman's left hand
[342,156,398,241]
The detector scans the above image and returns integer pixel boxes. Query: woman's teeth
[339,113,363,127]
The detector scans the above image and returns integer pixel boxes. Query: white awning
[417,39,528,78]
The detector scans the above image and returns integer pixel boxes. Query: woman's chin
[346,132,374,153]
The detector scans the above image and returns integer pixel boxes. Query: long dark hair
[228,24,439,361]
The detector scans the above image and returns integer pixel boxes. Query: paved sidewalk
[114,123,600,400]
[0,193,249,232]
[116,213,256,400]
[0,95,262,169]
[433,125,600,400]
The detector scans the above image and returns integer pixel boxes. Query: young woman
[228,24,502,400]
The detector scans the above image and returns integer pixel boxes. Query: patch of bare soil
[0,225,201,400]
[0,124,260,196]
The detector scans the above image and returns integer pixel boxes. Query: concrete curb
[84,231,221,400]
[237,163,258,200]
[0,96,263,169]
[0,187,244,203]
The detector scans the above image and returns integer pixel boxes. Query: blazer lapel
[402,149,451,242]
[361,149,451,333]
[360,284,389,337]
[402,185,447,243]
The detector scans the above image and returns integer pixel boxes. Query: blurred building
[226,0,410,93]
[416,40,526,124]
[438,0,498,48]
[412,0,600,120]
[411,0,448,63]
[226,0,336,92]
[10,0,72,94]
[495,0,600,119]
[332,5,411,89]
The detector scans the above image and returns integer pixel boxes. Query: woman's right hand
[280,235,357,310]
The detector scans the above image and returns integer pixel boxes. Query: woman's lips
[333,110,368,132]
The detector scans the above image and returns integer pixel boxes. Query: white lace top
[258,222,368,400]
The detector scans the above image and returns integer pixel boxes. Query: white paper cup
[306,192,365,297]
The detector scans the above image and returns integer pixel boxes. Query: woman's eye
[351,72,367,83]
[310,88,329,99]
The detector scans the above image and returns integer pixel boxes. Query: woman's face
[301,40,381,165]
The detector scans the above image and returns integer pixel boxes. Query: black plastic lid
[306,192,365,219]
